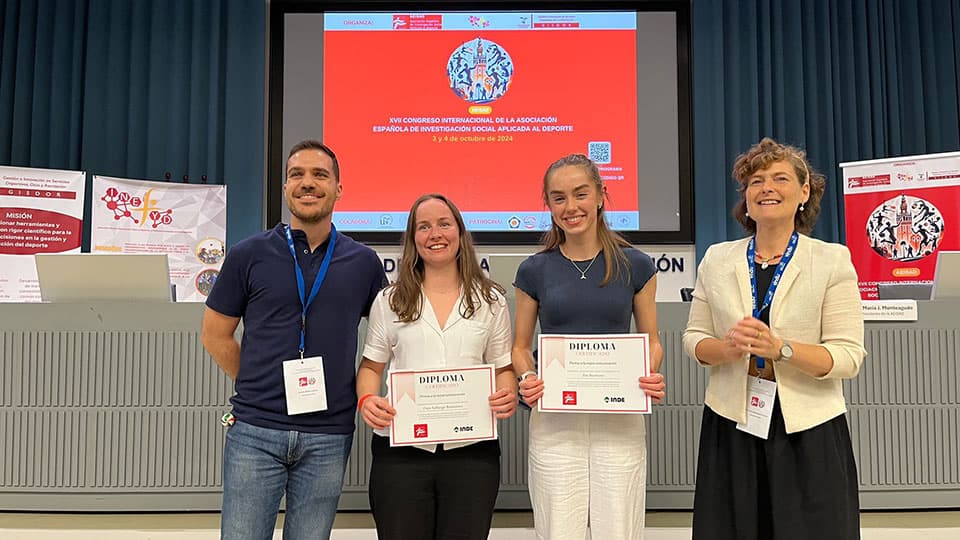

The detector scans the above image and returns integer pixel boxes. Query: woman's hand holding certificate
[638,372,666,403]
[488,387,518,419]
[359,394,396,430]
[519,373,545,407]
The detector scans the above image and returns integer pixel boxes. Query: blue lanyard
[285,224,337,358]
[746,231,798,369]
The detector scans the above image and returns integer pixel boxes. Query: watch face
[781,342,793,360]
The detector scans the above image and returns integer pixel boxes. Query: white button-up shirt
[362,286,513,451]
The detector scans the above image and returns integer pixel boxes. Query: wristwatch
[778,340,794,362]
[518,370,537,383]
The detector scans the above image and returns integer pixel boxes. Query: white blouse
[362,285,513,451]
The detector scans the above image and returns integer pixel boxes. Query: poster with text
[91,176,227,302]
[841,152,960,299]
[0,165,85,302]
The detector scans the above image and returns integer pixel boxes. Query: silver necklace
[565,251,600,280]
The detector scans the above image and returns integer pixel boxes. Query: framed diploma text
[389,365,497,446]
[538,334,652,414]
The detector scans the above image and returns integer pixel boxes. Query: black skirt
[692,396,861,540]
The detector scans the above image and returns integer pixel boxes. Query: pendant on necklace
[567,250,600,281]
[756,251,782,271]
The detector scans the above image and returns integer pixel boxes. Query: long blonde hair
[390,194,504,322]
[540,154,631,286]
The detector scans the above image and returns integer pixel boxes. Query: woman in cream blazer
[684,138,866,540]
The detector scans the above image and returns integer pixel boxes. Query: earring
[799,203,805,212]
[745,211,750,217]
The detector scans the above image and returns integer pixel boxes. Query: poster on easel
[90,176,226,302]
[840,151,960,300]
[0,165,86,302]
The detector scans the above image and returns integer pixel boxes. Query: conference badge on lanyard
[283,356,327,415]
[736,377,776,439]
[281,224,337,415]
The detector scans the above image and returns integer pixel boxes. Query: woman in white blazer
[683,138,866,540]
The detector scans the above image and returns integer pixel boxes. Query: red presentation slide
[323,28,638,212]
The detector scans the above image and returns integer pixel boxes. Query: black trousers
[692,398,861,540]
[368,435,501,540]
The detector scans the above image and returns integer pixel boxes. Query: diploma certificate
[538,334,652,413]
[389,365,497,446]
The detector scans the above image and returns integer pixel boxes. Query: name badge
[736,377,777,439]
[282,356,328,415]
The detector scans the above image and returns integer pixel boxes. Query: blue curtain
[692,0,960,258]
[0,0,265,247]
[4,0,960,254]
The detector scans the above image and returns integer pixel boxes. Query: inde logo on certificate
[414,424,429,438]
[562,391,578,405]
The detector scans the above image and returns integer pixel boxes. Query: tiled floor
[1,511,959,539]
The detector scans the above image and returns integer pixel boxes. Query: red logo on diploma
[299,377,308,387]
[562,391,577,405]
[414,424,428,438]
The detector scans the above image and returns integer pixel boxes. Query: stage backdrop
[0,165,85,302]
[841,151,960,299]
[91,176,227,302]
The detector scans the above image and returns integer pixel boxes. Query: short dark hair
[286,140,340,181]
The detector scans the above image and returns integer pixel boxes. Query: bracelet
[518,370,537,381]
[357,393,375,411]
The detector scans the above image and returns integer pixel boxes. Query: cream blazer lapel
[768,237,805,324]
[733,246,753,317]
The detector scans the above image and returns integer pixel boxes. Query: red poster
[842,154,960,299]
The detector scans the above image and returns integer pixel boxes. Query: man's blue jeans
[220,420,353,540]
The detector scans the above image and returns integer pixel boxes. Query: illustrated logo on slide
[865,194,944,262]
[101,187,173,228]
[468,15,490,28]
[447,37,514,104]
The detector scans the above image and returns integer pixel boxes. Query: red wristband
[357,393,375,411]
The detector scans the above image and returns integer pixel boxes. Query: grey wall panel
[1,301,959,511]
[497,411,529,488]
[1,408,226,490]
[851,328,959,406]
[849,407,959,488]
[647,407,701,488]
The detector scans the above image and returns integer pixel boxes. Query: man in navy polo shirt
[201,140,387,540]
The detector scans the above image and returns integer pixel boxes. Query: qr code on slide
[588,141,611,164]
